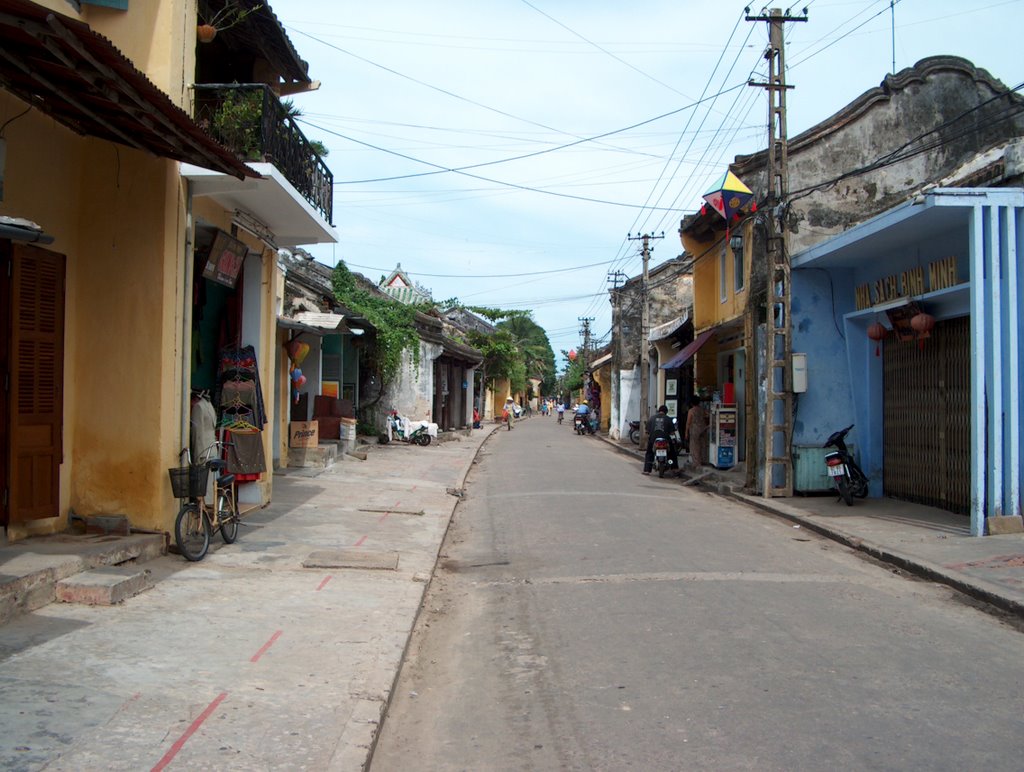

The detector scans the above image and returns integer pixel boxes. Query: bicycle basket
[168,465,210,499]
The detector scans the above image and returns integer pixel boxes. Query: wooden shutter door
[9,244,65,522]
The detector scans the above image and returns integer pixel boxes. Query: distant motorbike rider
[643,405,679,475]
[573,401,591,433]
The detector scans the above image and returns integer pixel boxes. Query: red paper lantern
[867,322,887,357]
[910,311,936,350]
[568,349,577,362]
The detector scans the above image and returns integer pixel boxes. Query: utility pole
[578,317,594,369]
[747,7,806,498]
[608,270,626,439]
[628,232,663,448]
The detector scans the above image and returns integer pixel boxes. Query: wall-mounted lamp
[729,235,744,252]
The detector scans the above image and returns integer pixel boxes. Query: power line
[319,84,749,185]
[518,0,694,99]
[306,122,696,211]
[341,256,626,279]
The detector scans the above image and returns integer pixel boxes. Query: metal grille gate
[883,316,970,514]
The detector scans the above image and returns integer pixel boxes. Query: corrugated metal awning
[661,327,716,369]
[0,0,255,179]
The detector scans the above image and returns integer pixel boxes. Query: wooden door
[0,242,9,525]
[8,244,65,522]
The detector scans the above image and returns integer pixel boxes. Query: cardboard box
[289,420,319,448]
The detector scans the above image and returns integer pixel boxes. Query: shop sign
[853,256,959,310]
[202,230,247,288]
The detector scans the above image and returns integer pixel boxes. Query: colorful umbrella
[701,170,755,223]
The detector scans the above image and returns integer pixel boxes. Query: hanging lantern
[867,322,887,357]
[910,311,936,350]
[568,349,577,362]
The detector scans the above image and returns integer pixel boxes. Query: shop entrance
[190,227,268,507]
[883,316,970,514]
[0,241,66,526]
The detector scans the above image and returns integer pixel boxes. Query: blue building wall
[791,268,857,447]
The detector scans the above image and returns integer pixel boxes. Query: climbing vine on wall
[331,262,424,387]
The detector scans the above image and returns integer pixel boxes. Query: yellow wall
[592,367,611,431]
[0,87,185,537]
[683,220,750,333]
[0,2,283,539]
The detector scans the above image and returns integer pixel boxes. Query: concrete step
[56,566,152,606]
[288,442,338,469]
[0,533,165,626]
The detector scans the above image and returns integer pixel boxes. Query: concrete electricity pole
[747,6,806,497]
[578,317,594,369]
[608,270,626,438]
[628,232,663,448]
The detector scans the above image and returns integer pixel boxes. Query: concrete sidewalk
[0,425,499,771]
[596,431,1024,621]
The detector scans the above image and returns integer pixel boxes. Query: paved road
[371,416,1024,771]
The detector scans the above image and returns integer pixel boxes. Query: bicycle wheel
[217,491,239,544]
[175,503,210,561]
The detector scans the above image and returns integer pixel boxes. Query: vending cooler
[709,403,737,469]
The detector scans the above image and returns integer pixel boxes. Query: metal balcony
[194,84,333,224]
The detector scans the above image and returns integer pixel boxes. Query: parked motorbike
[653,436,677,477]
[823,424,869,505]
[380,411,437,446]
[628,420,641,445]
[574,413,588,435]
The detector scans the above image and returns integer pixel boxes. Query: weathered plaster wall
[387,341,441,421]
[790,269,858,448]
[733,57,1024,254]
[616,262,692,368]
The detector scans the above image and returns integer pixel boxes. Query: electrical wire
[318,84,749,185]
[518,0,695,99]
[342,256,626,279]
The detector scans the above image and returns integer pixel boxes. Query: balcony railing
[194,84,333,224]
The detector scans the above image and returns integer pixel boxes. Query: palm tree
[497,315,556,396]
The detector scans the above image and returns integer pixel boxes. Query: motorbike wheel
[629,428,640,445]
[836,478,854,506]
[852,469,869,498]
[378,433,391,445]
[415,433,432,446]
[658,463,665,478]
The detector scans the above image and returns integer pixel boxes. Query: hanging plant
[197,2,263,42]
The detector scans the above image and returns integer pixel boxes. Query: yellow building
[0,1,336,541]
[679,212,753,462]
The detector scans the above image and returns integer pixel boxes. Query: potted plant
[197,2,262,43]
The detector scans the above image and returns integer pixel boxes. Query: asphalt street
[372,415,1024,771]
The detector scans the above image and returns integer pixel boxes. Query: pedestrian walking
[685,396,708,467]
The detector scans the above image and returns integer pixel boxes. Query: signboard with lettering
[853,256,960,310]
[202,230,247,289]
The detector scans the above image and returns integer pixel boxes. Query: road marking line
[353,535,368,547]
[151,691,228,771]
[250,630,283,662]
[316,575,333,591]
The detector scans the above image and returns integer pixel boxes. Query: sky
[276,0,1023,360]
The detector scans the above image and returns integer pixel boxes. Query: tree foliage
[497,315,556,393]
[558,351,586,394]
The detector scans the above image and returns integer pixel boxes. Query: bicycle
[169,442,240,561]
